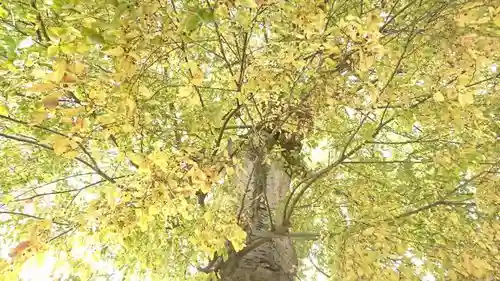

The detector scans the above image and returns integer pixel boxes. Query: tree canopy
[1,0,500,280]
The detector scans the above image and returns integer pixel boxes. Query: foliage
[0,0,499,280]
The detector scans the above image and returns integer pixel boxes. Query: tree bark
[219,138,298,281]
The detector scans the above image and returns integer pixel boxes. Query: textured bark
[219,139,298,281]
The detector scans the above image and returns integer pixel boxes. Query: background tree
[0,0,499,280]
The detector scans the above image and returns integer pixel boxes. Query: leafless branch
[394,199,476,220]
[308,253,331,278]
[0,132,115,183]
[0,115,112,182]
[47,227,76,243]
[12,172,95,200]
[0,211,69,225]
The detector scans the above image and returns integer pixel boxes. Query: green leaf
[180,14,201,34]
[197,8,215,23]
[87,33,105,44]
[1,2,500,280]
[0,7,8,18]
[0,105,8,115]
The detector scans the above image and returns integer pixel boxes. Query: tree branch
[0,211,69,225]
[394,200,476,220]
[465,72,500,88]
[342,160,426,164]
[308,253,331,278]
[205,0,235,78]
[380,2,415,32]
[0,19,47,47]
[13,172,95,200]
[0,114,103,170]
[31,0,50,41]
[213,103,243,156]
[14,175,129,202]
[283,112,374,224]
[0,132,115,183]
[47,227,76,243]
[366,138,439,144]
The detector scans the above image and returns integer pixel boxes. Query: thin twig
[0,132,115,183]
[31,0,50,41]
[47,227,76,243]
[13,172,95,200]
[213,103,243,156]
[0,115,110,181]
[0,211,69,225]
[14,177,113,202]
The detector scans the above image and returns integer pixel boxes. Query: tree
[0,0,499,280]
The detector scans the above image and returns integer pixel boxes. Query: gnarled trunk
[220,141,298,281]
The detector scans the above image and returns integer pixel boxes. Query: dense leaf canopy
[0,0,500,280]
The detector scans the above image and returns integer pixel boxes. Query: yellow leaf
[30,112,47,125]
[0,105,8,115]
[47,45,59,57]
[82,17,96,28]
[128,152,145,168]
[448,270,457,281]
[494,15,500,27]
[139,85,153,98]
[73,62,85,75]
[236,0,257,8]
[457,74,470,86]
[458,92,474,106]
[472,257,492,271]
[77,270,90,281]
[42,93,61,109]
[229,226,247,251]
[34,252,46,267]
[62,73,76,83]
[201,182,212,193]
[63,150,79,159]
[50,60,67,83]
[31,67,46,78]
[27,83,57,92]
[148,206,159,216]
[127,51,140,61]
[462,253,473,274]
[53,137,71,155]
[125,98,136,115]
[178,86,193,97]
[69,139,79,149]
[39,219,52,230]
[106,186,119,207]
[121,123,135,133]
[191,75,203,86]
[203,211,213,222]
[60,107,83,117]
[191,68,204,86]
[96,114,115,125]
[105,46,124,57]
[433,91,445,102]
[362,227,375,236]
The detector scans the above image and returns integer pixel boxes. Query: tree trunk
[219,139,298,281]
